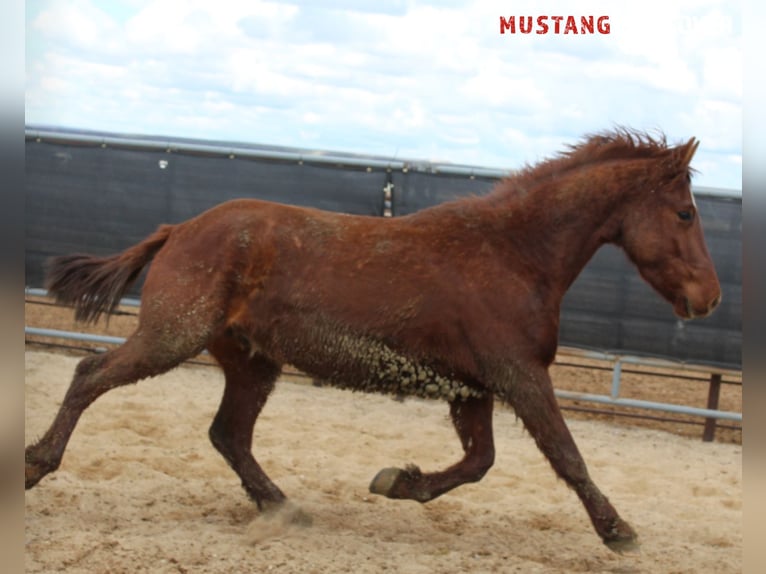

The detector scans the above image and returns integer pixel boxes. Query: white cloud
[32,0,119,51]
[26,0,742,191]
[701,45,742,102]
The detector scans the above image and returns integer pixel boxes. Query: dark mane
[499,128,684,191]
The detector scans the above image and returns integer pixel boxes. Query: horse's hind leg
[25,327,206,489]
[369,394,495,502]
[206,338,304,519]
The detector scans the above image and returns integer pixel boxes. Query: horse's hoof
[605,536,641,554]
[369,465,431,501]
[25,462,56,490]
[604,519,640,554]
[25,475,40,490]
[25,461,41,489]
[25,448,54,490]
[369,467,404,497]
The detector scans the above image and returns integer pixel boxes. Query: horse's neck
[491,163,635,296]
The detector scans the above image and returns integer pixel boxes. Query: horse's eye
[677,210,693,222]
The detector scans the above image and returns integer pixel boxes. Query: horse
[25,128,721,552]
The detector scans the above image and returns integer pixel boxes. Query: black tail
[44,224,175,324]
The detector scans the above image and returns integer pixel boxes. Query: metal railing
[25,288,741,433]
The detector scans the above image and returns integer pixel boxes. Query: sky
[25,0,742,193]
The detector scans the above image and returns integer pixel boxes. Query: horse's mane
[499,127,688,192]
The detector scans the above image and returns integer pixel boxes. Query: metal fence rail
[25,289,742,431]
[25,126,511,179]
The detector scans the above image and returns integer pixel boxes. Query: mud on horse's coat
[26,128,721,552]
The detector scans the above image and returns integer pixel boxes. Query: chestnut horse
[25,129,720,551]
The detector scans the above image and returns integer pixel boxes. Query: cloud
[26,0,742,190]
[31,0,119,51]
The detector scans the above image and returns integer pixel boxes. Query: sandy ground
[25,350,742,574]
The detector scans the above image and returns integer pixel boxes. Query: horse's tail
[44,224,175,324]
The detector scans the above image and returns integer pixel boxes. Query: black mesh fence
[25,128,742,370]
[26,137,387,287]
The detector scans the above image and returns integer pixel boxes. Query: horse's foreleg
[369,394,495,502]
[207,341,306,520]
[496,363,638,552]
[25,331,199,489]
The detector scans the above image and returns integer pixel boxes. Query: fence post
[610,359,622,399]
[702,373,723,442]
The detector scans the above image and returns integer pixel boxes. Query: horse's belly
[275,326,485,401]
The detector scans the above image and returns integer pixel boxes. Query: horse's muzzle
[681,292,721,320]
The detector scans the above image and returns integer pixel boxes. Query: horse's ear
[680,137,700,167]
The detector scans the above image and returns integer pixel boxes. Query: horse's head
[618,137,721,320]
